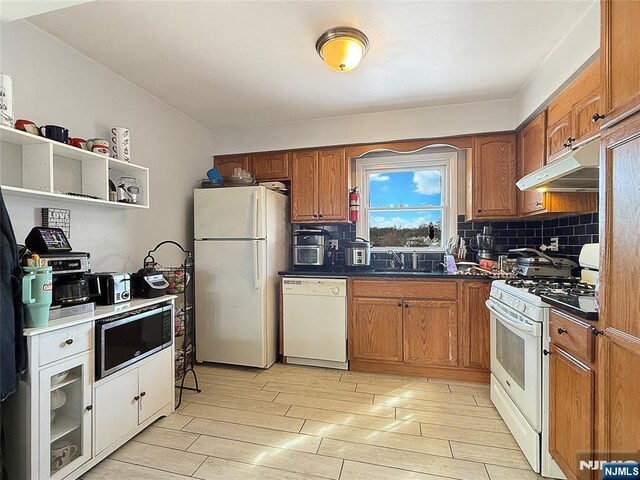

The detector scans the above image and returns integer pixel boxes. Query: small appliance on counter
[470,226,497,261]
[131,265,169,298]
[509,248,579,277]
[22,227,98,320]
[344,237,371,269]
[292,228,330,267]
[90,272,131,305]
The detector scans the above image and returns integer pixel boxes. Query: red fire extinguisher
[349,187,360,222]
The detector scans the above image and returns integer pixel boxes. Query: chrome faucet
[387,249,405,269]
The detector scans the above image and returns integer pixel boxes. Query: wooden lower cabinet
[403,300,458,367]
[350,297,403,362]
[459,282,491,370]
[348,278,490,382]
[549,345,596,480]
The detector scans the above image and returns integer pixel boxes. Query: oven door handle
[485,299,537,334]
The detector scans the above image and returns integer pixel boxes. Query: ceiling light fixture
[315,26,370,73]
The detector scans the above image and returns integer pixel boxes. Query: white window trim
[355,151,458,253]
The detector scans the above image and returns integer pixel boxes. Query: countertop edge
[278,270,494,280]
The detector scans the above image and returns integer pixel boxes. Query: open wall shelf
[0,125,149,209]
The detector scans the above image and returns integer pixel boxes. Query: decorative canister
[0,73,14,127]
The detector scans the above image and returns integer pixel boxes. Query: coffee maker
[470,226,498,261]
[24,227,98,319]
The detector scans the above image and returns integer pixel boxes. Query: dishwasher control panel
[283,278,346,297]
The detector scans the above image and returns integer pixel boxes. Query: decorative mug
[68,137,87,149]
[15,119,39,135]
[50,439,77,472]
[0,73,14,127]
[110,126,130,162]
[39,125,69,144]
[86,138,109,155]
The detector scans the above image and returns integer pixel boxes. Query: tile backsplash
[295,210,599,270]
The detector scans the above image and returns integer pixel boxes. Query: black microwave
[95,302,172,379]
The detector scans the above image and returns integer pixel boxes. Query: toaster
[92,272,131,305]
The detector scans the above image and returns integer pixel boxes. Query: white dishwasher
[282,277,348,370]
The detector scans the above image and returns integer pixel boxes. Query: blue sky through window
[369,170,442,208]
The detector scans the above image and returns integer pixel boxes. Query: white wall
[513,1,600,127]
[211,99,515,155]
[0,21,211,270]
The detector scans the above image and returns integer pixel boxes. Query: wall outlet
[328,239,339,249]
[549,237,559,252]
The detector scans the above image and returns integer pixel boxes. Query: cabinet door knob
[404,304,409,308]
[65,339,74,345]
[592,113,605,123]
[134,395,140,401]
[318,214,324,218]
[140,391,146,397]
[535,202,543,207]
[477,209,482,213]
[543,349,551,356]
[557,327,568,335]
[85,405,93,411]
[397,303,402,307]
[591,327,604,337]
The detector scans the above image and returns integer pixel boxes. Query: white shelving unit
[0,125,149,209]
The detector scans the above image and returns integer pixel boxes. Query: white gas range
[486,245,599,479]
[487,279,564,478]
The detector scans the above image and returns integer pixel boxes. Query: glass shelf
[50,374,80,392]
[50,416,80,443]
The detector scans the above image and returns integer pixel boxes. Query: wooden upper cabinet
[518,111,547,215]
[549,345,595,480]
[467,133,517,220]
[213,154,248,180]
[547,113,573,162]
[317,148,348,221]
[601,0,640,128]
[573,90,601,146]
[291,150,318,222]
[250,152,290,181]
[291,148,349,223]
[350,297,403,363]
[518,111,598,217]
[547,59,601,163]
[459,282,490,370]
[403,300,458,367]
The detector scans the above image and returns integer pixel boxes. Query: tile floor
[82,363,547,480]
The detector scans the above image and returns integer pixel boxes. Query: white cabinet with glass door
[39,352,93,479]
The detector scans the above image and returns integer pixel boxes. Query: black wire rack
[143,240,200,408]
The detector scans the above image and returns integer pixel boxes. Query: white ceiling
[28,1,594,130]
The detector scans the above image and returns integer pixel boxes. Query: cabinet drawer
[39,322,93,366]
[550,310,594,363]
[350,279,458,300]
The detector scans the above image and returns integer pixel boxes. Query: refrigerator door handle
[253,241,260,289]
[253,191,260,239]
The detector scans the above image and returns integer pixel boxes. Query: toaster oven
[293,245,326,266]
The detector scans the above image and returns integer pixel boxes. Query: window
[356,151,458,251]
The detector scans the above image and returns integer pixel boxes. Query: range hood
[516,140,600,192]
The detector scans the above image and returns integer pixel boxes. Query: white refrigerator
[194,186,290,368]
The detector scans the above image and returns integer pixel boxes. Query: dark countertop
[278,269,495,281]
